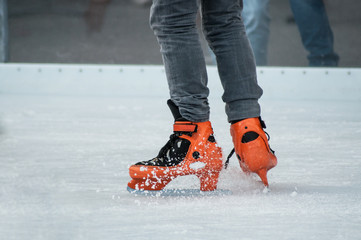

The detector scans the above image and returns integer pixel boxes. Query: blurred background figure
[0,0,8,62]
[289,0,339,66]
[242,0,270,66]
[242,0,339,66]
[84,0,151,34]
[84,0,111,33]
[131,0,152,7]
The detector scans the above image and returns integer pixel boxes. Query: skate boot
[127,100,223,192]
[226,117,277,186]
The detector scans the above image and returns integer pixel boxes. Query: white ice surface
[1,65,361,240]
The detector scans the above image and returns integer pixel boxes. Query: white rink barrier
[0,63,360,101]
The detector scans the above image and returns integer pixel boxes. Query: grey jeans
[150,0,263,122]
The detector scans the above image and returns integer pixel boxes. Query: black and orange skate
[226,117,277,186]
[127,100,224,193]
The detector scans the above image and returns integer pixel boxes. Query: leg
[289,0,339,66]
[242,0,271,66]
[202,0,276,186]
[201,0,263,122]
[128,0,224,192]
[150,0,209,122]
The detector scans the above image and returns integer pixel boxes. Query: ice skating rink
[1,64,361,240]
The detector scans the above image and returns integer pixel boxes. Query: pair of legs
[242,0,339,66]
[127,0,277,192]
[150,0,262,123]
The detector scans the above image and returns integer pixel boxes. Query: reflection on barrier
[0,63,360,101]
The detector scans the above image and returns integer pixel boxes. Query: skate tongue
[167,99,187,121]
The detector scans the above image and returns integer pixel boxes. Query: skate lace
[139,132,191,166]
[224,131,272,169]
[156,133,180,159]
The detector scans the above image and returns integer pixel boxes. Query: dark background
[7,0,361,67]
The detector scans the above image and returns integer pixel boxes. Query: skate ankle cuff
[259,117,267,129]
[231,117,267,129]
[173,121,197,133]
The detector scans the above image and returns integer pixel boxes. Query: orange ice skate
[127,100,223,192]
[226,117,277,186]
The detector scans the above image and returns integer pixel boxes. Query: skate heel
[257,169,269,187]
[198,171,220,191]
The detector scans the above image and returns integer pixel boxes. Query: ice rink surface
[0,64,361,239]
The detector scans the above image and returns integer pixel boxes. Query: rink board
[0,63,360,101]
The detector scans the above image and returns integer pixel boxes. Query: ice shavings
[189,162,206,170]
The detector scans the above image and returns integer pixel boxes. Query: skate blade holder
[127,186,232,197]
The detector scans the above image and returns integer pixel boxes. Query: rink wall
[0,63,360,101]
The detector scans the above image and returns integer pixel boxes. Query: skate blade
[127,186,232,197]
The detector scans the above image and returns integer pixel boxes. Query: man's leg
[127,0,224,192]
[201,0,262,123]
[150,0,209,122]
[202,0,277,186]
[289,0,339,66]
[242,0,271,66]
